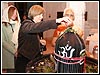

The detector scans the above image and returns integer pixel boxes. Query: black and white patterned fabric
[54,27,86,73]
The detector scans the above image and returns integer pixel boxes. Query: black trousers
[15,53,42,73]
[15,54,30,73]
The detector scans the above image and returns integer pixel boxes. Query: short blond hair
[28,5,45,19]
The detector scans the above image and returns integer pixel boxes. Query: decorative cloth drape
[54,27,86,73]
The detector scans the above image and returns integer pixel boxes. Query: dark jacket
[18,19,59,60]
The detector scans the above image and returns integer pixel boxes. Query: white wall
[84,2,98,40]
[85,2,98,29]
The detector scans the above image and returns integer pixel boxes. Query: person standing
[2,5,21,73]
[52,8,83,47]
[53,8,86,73]
[15,5,73,73]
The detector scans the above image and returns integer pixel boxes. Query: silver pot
[92,45,98,59]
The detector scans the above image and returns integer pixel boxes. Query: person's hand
[40,39,46,45]
[61,16,73,27]
[56,16,73,27]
